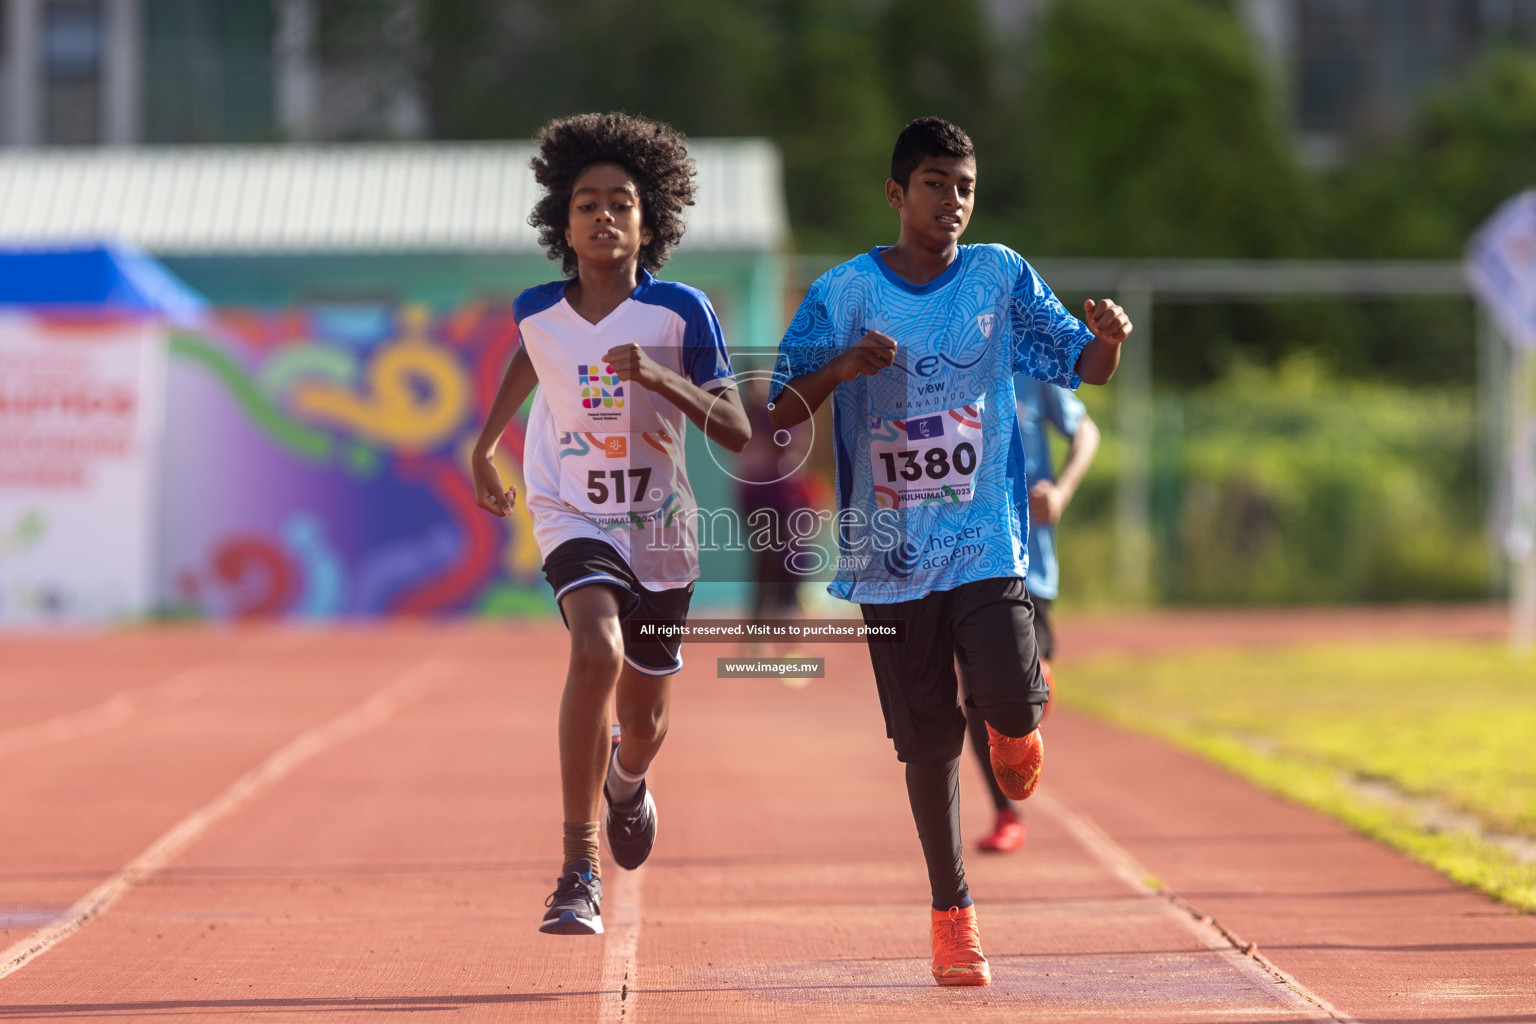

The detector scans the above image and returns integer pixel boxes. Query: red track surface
[0,611,1528,1022]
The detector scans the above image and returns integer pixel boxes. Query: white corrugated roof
[0,140,787,255]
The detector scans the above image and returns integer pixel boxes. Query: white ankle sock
[606,744,646,806]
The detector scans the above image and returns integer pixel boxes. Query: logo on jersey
[905,415,945,441]
[893,348,987,379]
[976,313,996,339]
[578,364,625,409]
[883,539,920,579]
[604,436,628,458]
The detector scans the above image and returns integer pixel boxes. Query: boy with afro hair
[472,112,750,934]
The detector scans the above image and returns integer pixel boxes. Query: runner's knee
[979,701,1043,739]
[617,700,669,747]
[568,624,623,682]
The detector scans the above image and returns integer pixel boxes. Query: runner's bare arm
[602,342,752,453]
[768,331,898,430]
[1074,299,1132,385]
[1030,412,1100,525]
[470,346,539,517]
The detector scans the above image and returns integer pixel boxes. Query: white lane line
[0,659,449,981]
[1032,789,1356,1024]
[597,864,645,1024]
[0,669,207,759]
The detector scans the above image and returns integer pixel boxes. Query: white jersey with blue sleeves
[517,269,736,589]
[770,244,1093,603]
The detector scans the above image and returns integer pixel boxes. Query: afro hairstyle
[890,117,975,190]
[527,112,696,278]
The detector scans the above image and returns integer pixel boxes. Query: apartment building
[0,0,418,147]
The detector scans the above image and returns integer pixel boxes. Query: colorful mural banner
[160,303,548,620]
[0,312,166,623]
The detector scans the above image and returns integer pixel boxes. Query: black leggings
[906,755,968,909]
[907,700,1043,908]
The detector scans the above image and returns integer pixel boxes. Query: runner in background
[736,378,816,634]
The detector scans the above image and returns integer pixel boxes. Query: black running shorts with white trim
[860,576,1049,763]
[542,538,693,677]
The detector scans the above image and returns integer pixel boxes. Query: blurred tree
[1011,0,1312,259]
[317,0,902,251]
[310,0,1526,384]
[876,0,995,122]
[752,0,900,252]
[993,0,1327,385]
[1329,47,1536,259]
[1285,47,1536,384]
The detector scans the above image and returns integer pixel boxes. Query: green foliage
[758,1,904,252]
[1329,47,1536,259]
[311,1,1533,387]
[144,0,277,143]
[1059,359,1488,606]
[1013,0,1312,259]
[1061,642,1536,911]
[317,0,922,251]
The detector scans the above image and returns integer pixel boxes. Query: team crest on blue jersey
[976,313,996,339]
[578,363,624,409]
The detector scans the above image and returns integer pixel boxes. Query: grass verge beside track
[1059,640,1536,912]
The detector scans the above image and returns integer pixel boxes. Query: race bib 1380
[869,404,983,509]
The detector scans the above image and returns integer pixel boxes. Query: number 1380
[877,442,977,483]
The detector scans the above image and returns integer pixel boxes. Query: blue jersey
[770,244,1094,603]
[1017,378,1087,601]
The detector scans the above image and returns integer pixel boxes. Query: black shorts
[860,577,1049,763]
[1031,595,1056,661]
[542,538,694,677]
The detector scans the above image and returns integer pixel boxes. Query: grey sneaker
[539,859,603,934]
[604,780,658,870]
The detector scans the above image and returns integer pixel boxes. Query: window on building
[144,0,275,143]
[1296,0,1536,140]
[44,0,104,145]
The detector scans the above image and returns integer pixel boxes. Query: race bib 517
[556,429,680,530]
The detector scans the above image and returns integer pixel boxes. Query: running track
[0,610,1530,1023]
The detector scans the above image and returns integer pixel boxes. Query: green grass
[1059,640,1536,911]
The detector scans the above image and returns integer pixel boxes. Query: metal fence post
[1115,273,1153,606]
[1476,306,1509,596]
[1510,344,1536,653]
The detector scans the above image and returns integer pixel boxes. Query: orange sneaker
[986,723,1044,801]
[930,905,990,986]
[977,808,1025,853]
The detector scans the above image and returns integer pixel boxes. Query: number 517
[587,468,652,504]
